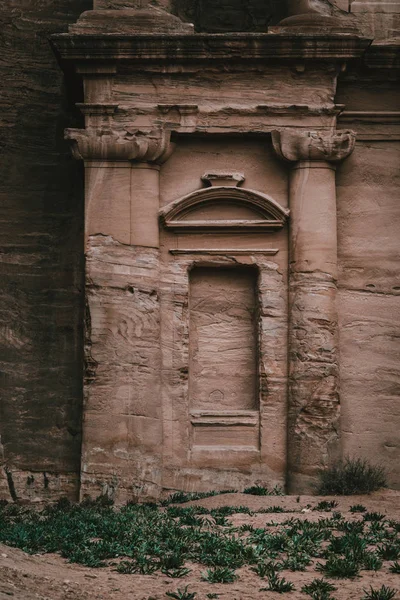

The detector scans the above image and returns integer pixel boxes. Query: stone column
[66,127,174,502]
[272,129,356,493]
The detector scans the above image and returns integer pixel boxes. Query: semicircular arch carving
[159,186,289,232]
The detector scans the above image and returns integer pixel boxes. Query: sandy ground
[0,490,399,600]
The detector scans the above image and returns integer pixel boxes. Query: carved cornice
[51,33,372,67]
[271,129,356,163]
[65,127,174,163]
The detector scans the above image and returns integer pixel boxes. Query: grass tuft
[316,555,359,578]
[166,586,197,600]
[260,572,295,593]
[389,561,400,574]
[350,504,367,513]
[362,585,398,600]
[201,566,238,583]
[301,578,337,599]
[317,457,387,495]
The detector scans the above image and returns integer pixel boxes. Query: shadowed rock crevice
[172,0,287,31]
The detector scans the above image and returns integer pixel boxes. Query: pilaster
[68,126,175,501]
[272,129,356,493]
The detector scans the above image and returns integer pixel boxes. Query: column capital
[271,129,356,164]
[65,127,175,164]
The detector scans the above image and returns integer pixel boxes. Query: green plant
[262,506,288,514]
[362,585,398,600]
[161,490,236,506]
[260,572,295,593]
[317,457,387,495]
[166,586,197,600]
[281,554,311,571]
[131,557,160,575]
[350,504,367,513]
[313,501,338,512]
[337,519,364,534]
[116,560,136,574]
[316,555,359,578]
[162,567,192,578]
[206,595,219,599]
[250,560,278,578]
[362,552,383,571]
[389,561,400,574]
[377,542,400,560]
[243,485,284,496]
[243,485,270,496]
[301,578,337,599]
[202,566,238,583]
[364,512,385,522]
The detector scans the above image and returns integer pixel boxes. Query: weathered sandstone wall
[0,0,399,502]
[336,69,400,488]
[337,141,400,488]
[0,0,90,502]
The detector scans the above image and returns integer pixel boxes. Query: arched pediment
[159,186,289,232]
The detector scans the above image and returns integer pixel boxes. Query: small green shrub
[261,505,286,513]
[364,512,385,522]
[161,490,236,506]
[316,555,359,578]
[281,554,311,572]
[260,572,295,593]
[243,485,283,496]
[243,485,270,496]
[201,567,238,583]
[301,578,337,599]
[389,561,400,574]
[162,567,192,578]
[350,504,367,513]
[362,585,398,600]
[377,542,400,561]
[313,501,338,512]
[250,560,277,578]
[317,457,387,495]
[116,560,136,574]
[362,552,383,571]
[166,586,197,600]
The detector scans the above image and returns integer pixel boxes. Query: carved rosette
[271,129,356,164]
[65,127,174,164]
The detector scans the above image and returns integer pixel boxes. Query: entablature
[77,103,345,136]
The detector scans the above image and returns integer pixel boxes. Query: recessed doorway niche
[189,266,260,451]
